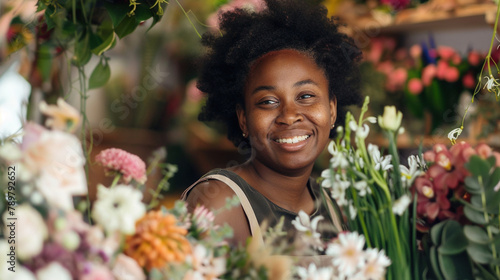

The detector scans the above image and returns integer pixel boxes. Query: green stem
[174,0,201,38]
[479,176,500,277]
[110,174,121,188]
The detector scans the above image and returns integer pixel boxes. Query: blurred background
[1,0,500,203]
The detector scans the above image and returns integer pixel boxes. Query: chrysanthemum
[326,232,366,277]
[95,148,147,184]
[92,184,146,234]
[124,210,191,271]
[295,263,333,280]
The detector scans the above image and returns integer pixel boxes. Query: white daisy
[92,184,146,234]
[355,248,391,280]
[326,232,366,277]
[295,263,333,280]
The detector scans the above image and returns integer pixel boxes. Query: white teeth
[275,135,309,144]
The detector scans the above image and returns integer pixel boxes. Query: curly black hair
[197,0,363,147]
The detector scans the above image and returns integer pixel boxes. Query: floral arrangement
[0,98,394,279]
[361,37,487,134]
[320,96,421,279]
[413,141,500,279]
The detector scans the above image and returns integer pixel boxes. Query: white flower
[349,120,358,132]
[21,123,87,210]
[6,266,37,280]
[3,204,47,260]
[483,75,500,95]
[328,174,351,206]
[400,155,422,187]
[355,248,391,280]
[366,116,377,124]
[448,126,463,145]
[353,181,371,197]
[320,169,334,188]
[36,262,72,280]
[368,144,392,171]
[112,254,146,280]
[292,211,324,251]
[392,195,411,216]
[0,143,22,162]
[39,97,81,132]
[355,124,370,139]
[92,184,146,234]
[378,106,403,131]
[326,232,366,277]
[186,244,226,278]
[296,263,333,280]
[348,201,357,220]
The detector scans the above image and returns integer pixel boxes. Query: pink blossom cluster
[95,148,147,184]
[413,142,500,231]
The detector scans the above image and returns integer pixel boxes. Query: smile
[274,135,310,144]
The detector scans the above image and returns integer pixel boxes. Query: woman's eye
[298,93,314,100]
[258,99,277,105]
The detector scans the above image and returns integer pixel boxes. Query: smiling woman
[181,0,363,254]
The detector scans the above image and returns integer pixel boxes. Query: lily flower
[483,75,500,96]
[400,155,422,187]
[378,106,403,131]
[368,144,393,171]
[447,126,463,145]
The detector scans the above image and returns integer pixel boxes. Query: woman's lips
[273,135,310,144]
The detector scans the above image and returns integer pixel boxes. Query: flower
[95,148,147,184]
[326,232,366,277]
[368,144,392,171]
[353,181,371,196]
[92,184,146,235]
[191,205,216,234]
[124,210,191,271]
[400,155,422,187]
[392,195,411,216]
[80,264,114,280]
[448,126,463,145]
[407,77,423,94]
[3,204,48,260]
[112,254,147,280]
[39,98,80,132]
[16,123,87,210]
[355,248,391,280]
[36,262,72,280]
[292,211,324,251]
[296,263,333,280]
[246,234,293,280]
[186,244,226,279]
[378,106,402,131]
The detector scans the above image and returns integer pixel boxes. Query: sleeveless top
[180,169,345,249]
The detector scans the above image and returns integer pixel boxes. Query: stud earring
[331,124,335,129]
[242,133,247,137]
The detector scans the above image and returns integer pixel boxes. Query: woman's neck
[231,160,315,214]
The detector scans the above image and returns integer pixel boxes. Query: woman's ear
[236,104,248,136]
[329,96,337,126]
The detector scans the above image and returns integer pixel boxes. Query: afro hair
[197,0,363,147]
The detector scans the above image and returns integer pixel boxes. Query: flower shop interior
[2,0,500,279]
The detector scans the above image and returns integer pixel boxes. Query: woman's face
[237,49,336,174]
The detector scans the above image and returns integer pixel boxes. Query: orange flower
[124,210,191,271]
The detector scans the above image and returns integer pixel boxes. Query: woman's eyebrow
[251,85,275,95]
[293,79,318,87]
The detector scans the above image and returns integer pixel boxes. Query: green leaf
[104,2,130,28]
[36,43,53,82]
[431,221,448,244]
[438,220,468,255]
[72,32,91,66]
[114,14,139,39]
[88,59,111,90]
[463,225,490,245]
[466,155,490,178]
[487,167,500,190]
[464,177,482,194]
[464,205,487,225]
[134,3,155,22]
[430,246,445,280]
[487,156,497,168]
[438,252,474,280]
[466,242,492,264]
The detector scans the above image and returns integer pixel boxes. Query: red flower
[95,148,147,184]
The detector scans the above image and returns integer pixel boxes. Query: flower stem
[110,174,121,188]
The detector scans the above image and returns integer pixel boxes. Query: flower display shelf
[350,3,498,35]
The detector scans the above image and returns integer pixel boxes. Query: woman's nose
[275,102,303,125]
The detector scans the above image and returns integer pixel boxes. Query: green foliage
[424,155,500,278]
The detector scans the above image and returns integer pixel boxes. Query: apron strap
[321,187,345,232]
[181,174,264,245]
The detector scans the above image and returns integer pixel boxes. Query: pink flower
[468,51,481,66]
[462,72,475,89]
[444,66,459,82]
[95,148,147,184]
[367,39,383,63]
[475,143,493,159]
[437,46,456,61]
[409,45,422,60]
[112,254,146,280]
[386,67,407,92]
[436,60,449,80]
[81,264,114,280]
[376,61,394,75]
[422,64,437,86]
[493,152,500,167]
[407,78,423,95]
[414,176,452,227]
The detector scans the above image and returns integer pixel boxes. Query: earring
[331,124,335,129]
[242,132,247,137]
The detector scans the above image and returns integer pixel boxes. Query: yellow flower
[39,98,80,132]
[378,106,403,132]
[124,210,191,271]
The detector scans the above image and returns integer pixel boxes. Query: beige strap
[181,174,264,245]
[321,188,343,233]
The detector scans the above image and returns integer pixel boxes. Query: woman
[182,0,362,247]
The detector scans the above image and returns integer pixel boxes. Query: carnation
[95,148,147,184]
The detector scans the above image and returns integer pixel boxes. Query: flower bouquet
[413,142,500,279]
[320,96,422,279]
